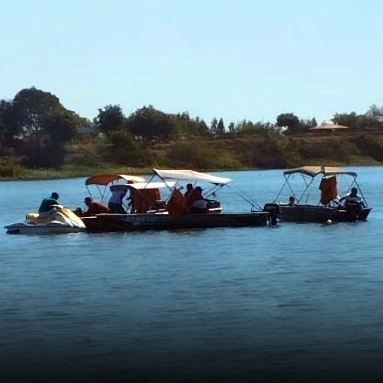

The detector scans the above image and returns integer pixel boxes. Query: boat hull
[81,211,271,232]
[4,223,86,235]
[4,206,87,234]
[277,204,372,223]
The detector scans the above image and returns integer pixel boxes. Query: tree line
[1,86,383,170]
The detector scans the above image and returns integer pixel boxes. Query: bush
[0,158,23,178]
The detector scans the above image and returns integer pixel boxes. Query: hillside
[1,132,383,180]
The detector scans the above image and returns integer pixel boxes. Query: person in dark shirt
[339,187,365,208]
[187,186,208,213]
[38,192,60,217]
[184,183,194,199]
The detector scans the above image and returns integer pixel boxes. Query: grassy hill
[1,131,383,180]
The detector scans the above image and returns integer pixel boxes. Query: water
[1,167,383,382]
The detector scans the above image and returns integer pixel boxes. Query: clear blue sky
[2,0,383,125]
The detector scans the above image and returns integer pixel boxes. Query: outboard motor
[263,203,280,226]
[344,201,362,221]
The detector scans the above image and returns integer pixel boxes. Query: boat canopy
[115,181,176,190]
[85,174,146,186]
[283,166,357,178]
[153,169,231,185]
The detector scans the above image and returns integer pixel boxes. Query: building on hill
[309,123,349,134]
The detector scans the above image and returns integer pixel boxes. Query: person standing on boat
[82,197,110,216]
[108,188,127,213]
[339,187,365,208]
[38,192,60,217]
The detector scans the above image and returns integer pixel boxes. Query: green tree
[210,118,218,134]
[195,118,209,136]
[365,104,383,120]
[227,122,236,135]
[332,112,372,131]
[126,105,174,141]
[299,117,317,132]
[95,104,125,133]
[12,87,61,147]
[102,129,151,166]
[0,99,18,148]
[43,108,84,143]
[276,113,300,134]
[217,118,225,135]
[170,113,209,138]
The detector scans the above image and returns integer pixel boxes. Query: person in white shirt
[108,189,127,213]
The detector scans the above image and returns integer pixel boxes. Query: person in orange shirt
[82,197,110,216]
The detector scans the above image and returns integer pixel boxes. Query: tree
[43,108,83,143]
[299,117,317,132]
[170,113,210,138]
[217,118,225,135]
[0,99,19,148]
[332,112,370,130]
[210,118,218,134]
[227,122,236,134]
[12,87,61,147]
[126,105,174,141]
[95,104,125,133]
[102,129,152,166]
[365,104,383,119]
[276,113,300,134]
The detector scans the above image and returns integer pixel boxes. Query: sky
[2,0,383,126]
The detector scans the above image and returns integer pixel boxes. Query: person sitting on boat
[82,197,110,216]
[167,188,187,216]
[108,188,127,213]
[38,192,60,217]
[184,183,194,199]
[287,196,296,206]
[339,187,365,208]
[188,186,208,213]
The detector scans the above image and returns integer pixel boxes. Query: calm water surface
[1,167,383,382]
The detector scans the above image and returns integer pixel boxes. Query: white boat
[4,205,86,234]
[81,169,275,231]
[265,165,372,223]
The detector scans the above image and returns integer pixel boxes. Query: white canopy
[153,169,231,185]
[128,181,176,190]
[283,166,357,178]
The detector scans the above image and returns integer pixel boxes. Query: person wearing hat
[38,192,60,217]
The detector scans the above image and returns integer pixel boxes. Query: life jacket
[319,176,337,205]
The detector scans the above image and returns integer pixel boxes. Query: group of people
[79,188,129,216]
[38,188,129,218]
[184,183,208,213]
[284,187,365,208]
[38,184,365,219]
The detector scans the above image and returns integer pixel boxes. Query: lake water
[1,166,383,383]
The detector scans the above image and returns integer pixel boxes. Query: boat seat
[26,212,53,223]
